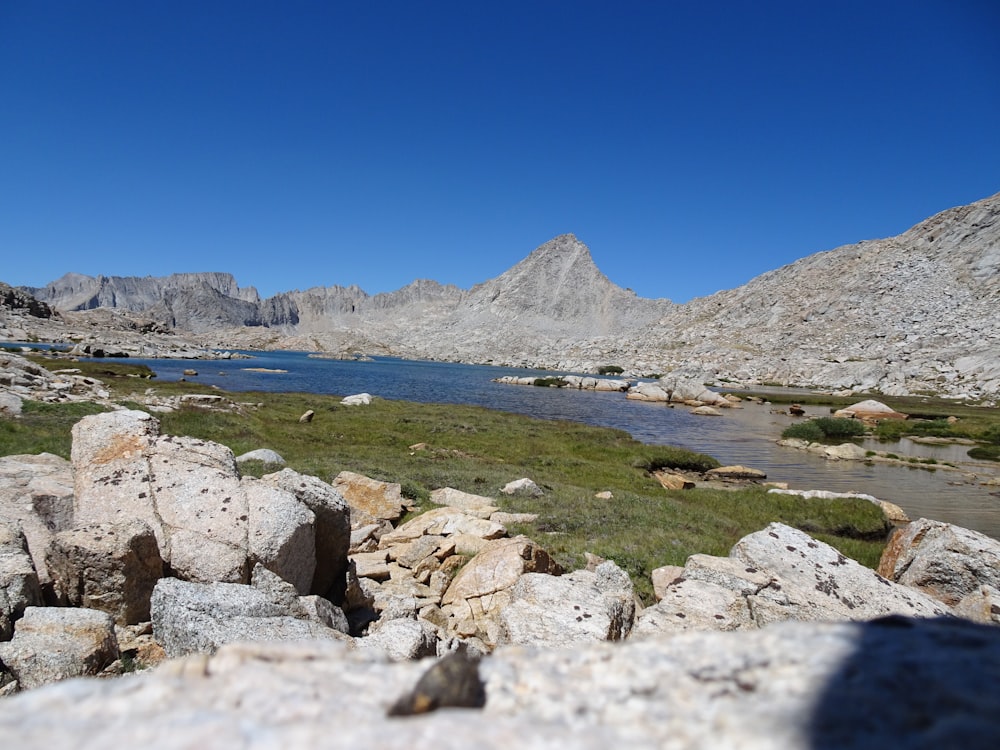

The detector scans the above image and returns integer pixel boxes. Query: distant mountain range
[15,192,1000,401]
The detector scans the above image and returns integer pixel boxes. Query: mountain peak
[529,233,586,257]
[462,234,664,335]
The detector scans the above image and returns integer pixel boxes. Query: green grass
[26,355,157,381]
[781,421,824,442]
[875,418,959,441]
[505,484,888,601]
[0,400,108,457]
[969,445,1000,462]
[2,373,893,603]
[781,417,865,442]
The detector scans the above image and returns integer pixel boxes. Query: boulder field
[0,410,999,746]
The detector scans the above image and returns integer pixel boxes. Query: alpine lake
[124,350,1000,542]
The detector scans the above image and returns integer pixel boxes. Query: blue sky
[2,1,998,302]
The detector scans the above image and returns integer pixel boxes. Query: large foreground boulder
[497,561,635,647]
[0,522,43,640]
[441,535,561,646]
[0,607,118,691]
[150,572,350,658]
[0,453,75,589]
[45,519,163,625]
[878,517,1000,611]
[259,468,351,601]
[635,523,949,636]
[70,410,332,593]
[0,617,998,747]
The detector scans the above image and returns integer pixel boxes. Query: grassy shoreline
[2,361,894,602]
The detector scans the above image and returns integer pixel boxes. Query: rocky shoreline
[1,354,1000,744]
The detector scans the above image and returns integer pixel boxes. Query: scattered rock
[0,606,118,691]
[298,410,314,423]
[691,405,723,416]
[342,393,373,406]
[953,585,1000,625]
[0,392,21,417]
[0,453,76,590]
[235,448,286,465]
[705,465,767,481]
[361,617,439,661]
[258,468,351,600]
[636,523,949,637]
[429,487,498,516]
[650,564,684,601]
[498,561,635,647]
[333,470,406,524]
[442,535,561,646]
[833,399,907,421]
[150,576,349,658]
[821,443,868,460]
[653,470,695,490]
[500,478,543,497]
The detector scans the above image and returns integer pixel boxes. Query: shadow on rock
[807,616,1000,748]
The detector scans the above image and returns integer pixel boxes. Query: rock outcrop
[634,523,948,637]
[1,617,999,747]
[0,283,51,319]
[69,410,336,593]
[0,606,118,690]
[878,518,1000,611]
[6,407,1000,750]
[0,522,43,640]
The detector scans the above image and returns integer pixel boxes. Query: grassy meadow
[3,357,896,602]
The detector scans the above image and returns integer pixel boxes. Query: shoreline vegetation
[1,356,898,603]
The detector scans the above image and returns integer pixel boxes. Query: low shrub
[781,421,824,442]
[910,419,958,438]
[877,418,962,441]
[812,417,867,439]
[632,446,721,474]
[969,444,1000,462]
[874,420,910,440]
[980,424,1000,445]
[782,418,864,442]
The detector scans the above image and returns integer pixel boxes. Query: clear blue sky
[2,1,998,302]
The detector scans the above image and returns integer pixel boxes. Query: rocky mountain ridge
[12,192,1000,401]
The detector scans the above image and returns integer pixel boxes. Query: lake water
[106,351,1000,541]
